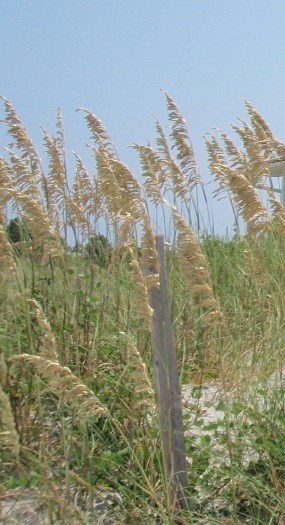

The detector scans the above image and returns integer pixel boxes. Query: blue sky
[1,0,285,234]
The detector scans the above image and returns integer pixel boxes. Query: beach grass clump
[1,94,285,523]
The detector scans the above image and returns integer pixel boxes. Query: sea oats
[205,134,230,197]
[77,107,117,157]
[72,153,98,216]
[0,385,20,460]
[42,127,67,208]
[0,156,13,206]
[6,149,42,206]
[216,130,248,171]
[10,355,108,422]
[231,122,269,185]
[141,209,160,289]
[163,90,201,192]
[132,143,165,206]
[96,146,143,222]
[1,96,40,167]
[0,160,17,277]
[154,117,170,159]
[172,207,222,321]
[95,146,123,218]
[205,133,271,236]
[68,158,93,237]
[3,138,60,258]
[1,97,49,204]
[107,156,143,221]
[0,223,17,279]
[29,299,58,361]
[119,332,154,411]
[10,190,61,259]
[154,116,190,202]
[56,108,67,164]
[124,244,154,323]
[243,100,278,159]
[0,353,8,387]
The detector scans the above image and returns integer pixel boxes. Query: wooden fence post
[145,234,188,508]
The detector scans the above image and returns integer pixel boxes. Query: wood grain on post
[145,234,188,508]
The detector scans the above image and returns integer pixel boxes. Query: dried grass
[172,208,222,323]
[0,385,20,460]
[10,354,108,422]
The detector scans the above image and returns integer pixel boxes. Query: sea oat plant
[2,95,285,524]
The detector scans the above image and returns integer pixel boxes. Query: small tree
[6,217,32,248]
[6,218,21,244]
[85,234,112,267]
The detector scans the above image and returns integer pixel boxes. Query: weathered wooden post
[145,234,188,509]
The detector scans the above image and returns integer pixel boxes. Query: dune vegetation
[1,93,285,524]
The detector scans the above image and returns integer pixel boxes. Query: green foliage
[184,386,285,523]
[6,216,32,245]
[201,234,246,293]
[85,234,112,267]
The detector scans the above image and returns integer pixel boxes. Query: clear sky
[1,0,285,234]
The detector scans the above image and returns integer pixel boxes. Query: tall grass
[1,93,285,523]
